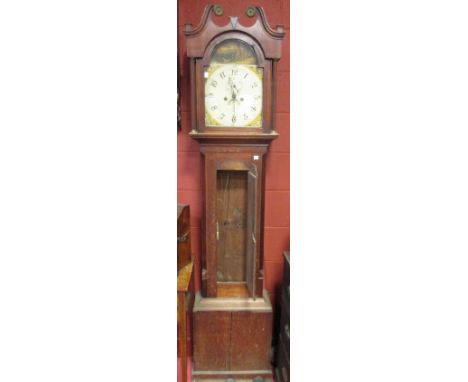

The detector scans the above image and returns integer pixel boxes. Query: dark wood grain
[177,204,191,271]
[230,311,272,371]
[192,292,273,380]
[193,311,231,371]
[216,170,247,282]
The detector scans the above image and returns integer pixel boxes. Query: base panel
[193,379,272,382]
[193,368,273,382]
[192,291,273,377]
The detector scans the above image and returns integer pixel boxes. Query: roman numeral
[211,80,217,87]
[244,73,248,79]
[220,72,226,79]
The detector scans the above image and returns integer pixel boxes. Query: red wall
[177,0,290,310]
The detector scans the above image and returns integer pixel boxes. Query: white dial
[205,64,262,128]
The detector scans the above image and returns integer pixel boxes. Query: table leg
[178,291,187,382]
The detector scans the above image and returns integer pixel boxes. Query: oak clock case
[184,5,284,381]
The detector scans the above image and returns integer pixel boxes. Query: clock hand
[227,77,236,104]
[232,87,236,124]
[233,92,236,115]
[227,77,238,124]
[232,82,242,105]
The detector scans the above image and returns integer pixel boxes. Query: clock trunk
[201,144,265,299]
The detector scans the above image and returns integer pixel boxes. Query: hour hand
[232,83,241,94]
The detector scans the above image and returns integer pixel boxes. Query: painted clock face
[205,64,263,128]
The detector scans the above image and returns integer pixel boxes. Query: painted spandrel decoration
[210,39,256,65]
[205,40,263,128]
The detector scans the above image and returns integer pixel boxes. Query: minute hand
[232,93,236,124]
[228,78,237,124]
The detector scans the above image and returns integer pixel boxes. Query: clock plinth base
[192,291,273,380]
[192,373,272,382]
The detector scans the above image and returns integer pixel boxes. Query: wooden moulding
[184,5,284,141]
[193,290,272,313]
[199,142,269,154]
[188,131,279,144]
[192,372,273,381]
[184,5,285,59]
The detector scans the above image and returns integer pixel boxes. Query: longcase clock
[184,5,285,381]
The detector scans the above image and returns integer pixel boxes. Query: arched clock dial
[205,64,263,128]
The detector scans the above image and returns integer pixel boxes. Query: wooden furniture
[193,291,273,380]
[178,262,193,382]
[177,204,194,382]
[275,252,290,382]
[184,5,285,381]
[177,262,193,382]
[178,204,191,271]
